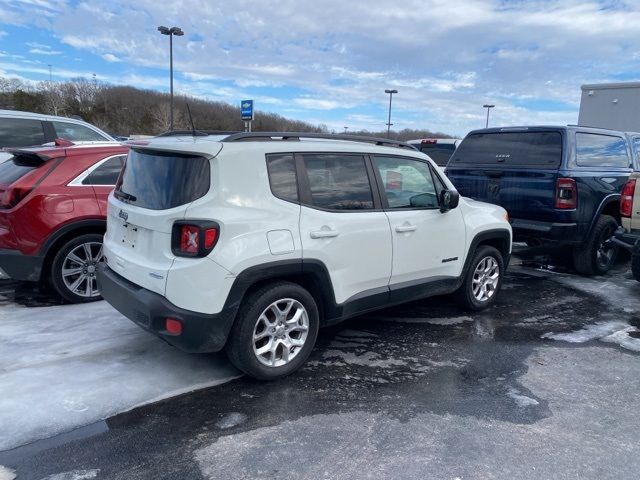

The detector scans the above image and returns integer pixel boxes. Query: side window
[266,153,298,202]
[0,118,46,148]
[576,133,630,168]
[301,154,374,210]
[633,138,640,166]
[373,156,439,209]
[82,155,125,185]
[52,121,107,142]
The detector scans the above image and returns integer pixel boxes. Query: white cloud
[102,53,121,62]
[3,0,640,134]
[28,48,61,55]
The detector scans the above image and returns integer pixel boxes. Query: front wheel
[50,233,105,303]
[225,282,320,380]
[455,245,505,311]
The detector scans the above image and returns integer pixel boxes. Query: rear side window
[451,131,562,168]
[115,149,210,210]
[576,133,630,168]
[82,155,125,185]
[419,144,456,166]
[52,121,107,142]
[0,118,46,148]
[301,154,374,210]
[0,156,38,185]
[266,153,298,202]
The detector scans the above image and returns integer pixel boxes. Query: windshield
[115,149,211,210]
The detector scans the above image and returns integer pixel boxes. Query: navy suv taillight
[555,178,577,209]
[621,179,636,218]
[171,220,219,257]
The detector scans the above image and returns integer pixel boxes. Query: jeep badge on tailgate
[119,209,128,222]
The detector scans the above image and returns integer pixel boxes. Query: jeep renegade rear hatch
[115,149,210,210]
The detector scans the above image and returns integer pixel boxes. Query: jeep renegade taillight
[621,179,636,218]
[171,221,219,257]
[555,178,577,209]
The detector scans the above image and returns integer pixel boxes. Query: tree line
[0,76,452,140]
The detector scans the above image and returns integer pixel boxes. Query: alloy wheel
[252,298,310,367]
[472,256,500,302]
[61,242,104,299]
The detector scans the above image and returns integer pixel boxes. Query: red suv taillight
[171,221,219,257]
[555,178,577,210]
[621,179,636,218]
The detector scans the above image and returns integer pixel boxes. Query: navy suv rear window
[115,149,210,210]
[451,131,562,168]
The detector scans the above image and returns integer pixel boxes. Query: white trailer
[579,82,640,132]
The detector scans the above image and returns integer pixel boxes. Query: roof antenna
[186,103,196,137]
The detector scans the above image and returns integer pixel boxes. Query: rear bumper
[0,249,44,281]
[97,263,235,353]
[510,219,579,243]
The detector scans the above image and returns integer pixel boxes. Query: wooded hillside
[0,76,452,140]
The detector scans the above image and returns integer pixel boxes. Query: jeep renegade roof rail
[157,130,239,137]
[221,132,419,150]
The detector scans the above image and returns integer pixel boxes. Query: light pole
[158,25,184,131]
[483,104,495,128]
[47,64,52,82]
[385,89,398,138]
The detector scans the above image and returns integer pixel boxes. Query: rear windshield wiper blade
[115,190,137,202]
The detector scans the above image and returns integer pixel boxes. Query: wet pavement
[1,261,640,480]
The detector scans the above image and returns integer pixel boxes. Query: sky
[0,0,639,137]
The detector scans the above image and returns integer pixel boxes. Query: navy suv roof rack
[221,132,418,150]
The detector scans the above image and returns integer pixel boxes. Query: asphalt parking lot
[1,259,639,480]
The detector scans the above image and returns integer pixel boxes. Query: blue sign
[240,99,254,121]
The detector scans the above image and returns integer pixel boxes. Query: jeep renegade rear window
[266,153,298,202]
[115,149,210,210]
[451,131,562,168]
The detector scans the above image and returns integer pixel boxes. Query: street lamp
[385,89,398,138]
[158,25,184,131]
[483,104,495,128]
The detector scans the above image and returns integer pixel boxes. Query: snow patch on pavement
[39,470,99,480]
[216,412,248,430]
[0,300,240,451]
[381,316,473,325]
[542,321,628,343]
[602,327,640,352]
[0,466,16,480]
[543,321,640,353]
[507,388,539,408]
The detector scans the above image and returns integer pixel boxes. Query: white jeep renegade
[97,132,512,380]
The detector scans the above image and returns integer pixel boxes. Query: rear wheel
[455,245,505,311]
[572,215,618,275]
[50,233,105,303]
[226,282,320,380]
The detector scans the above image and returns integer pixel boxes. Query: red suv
[0,140,128,302]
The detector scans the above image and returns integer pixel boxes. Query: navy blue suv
[446,126,639,275]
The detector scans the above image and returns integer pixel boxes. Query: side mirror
[440,189,460,213]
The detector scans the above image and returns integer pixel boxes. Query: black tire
[225,282,320,381]
[632,252,640,282]
[50,233,104,303]
[455,245,505,311]
[572,215,619,275]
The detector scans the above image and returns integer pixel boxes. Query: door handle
[395,224,417,233]
[310,229,339,239]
